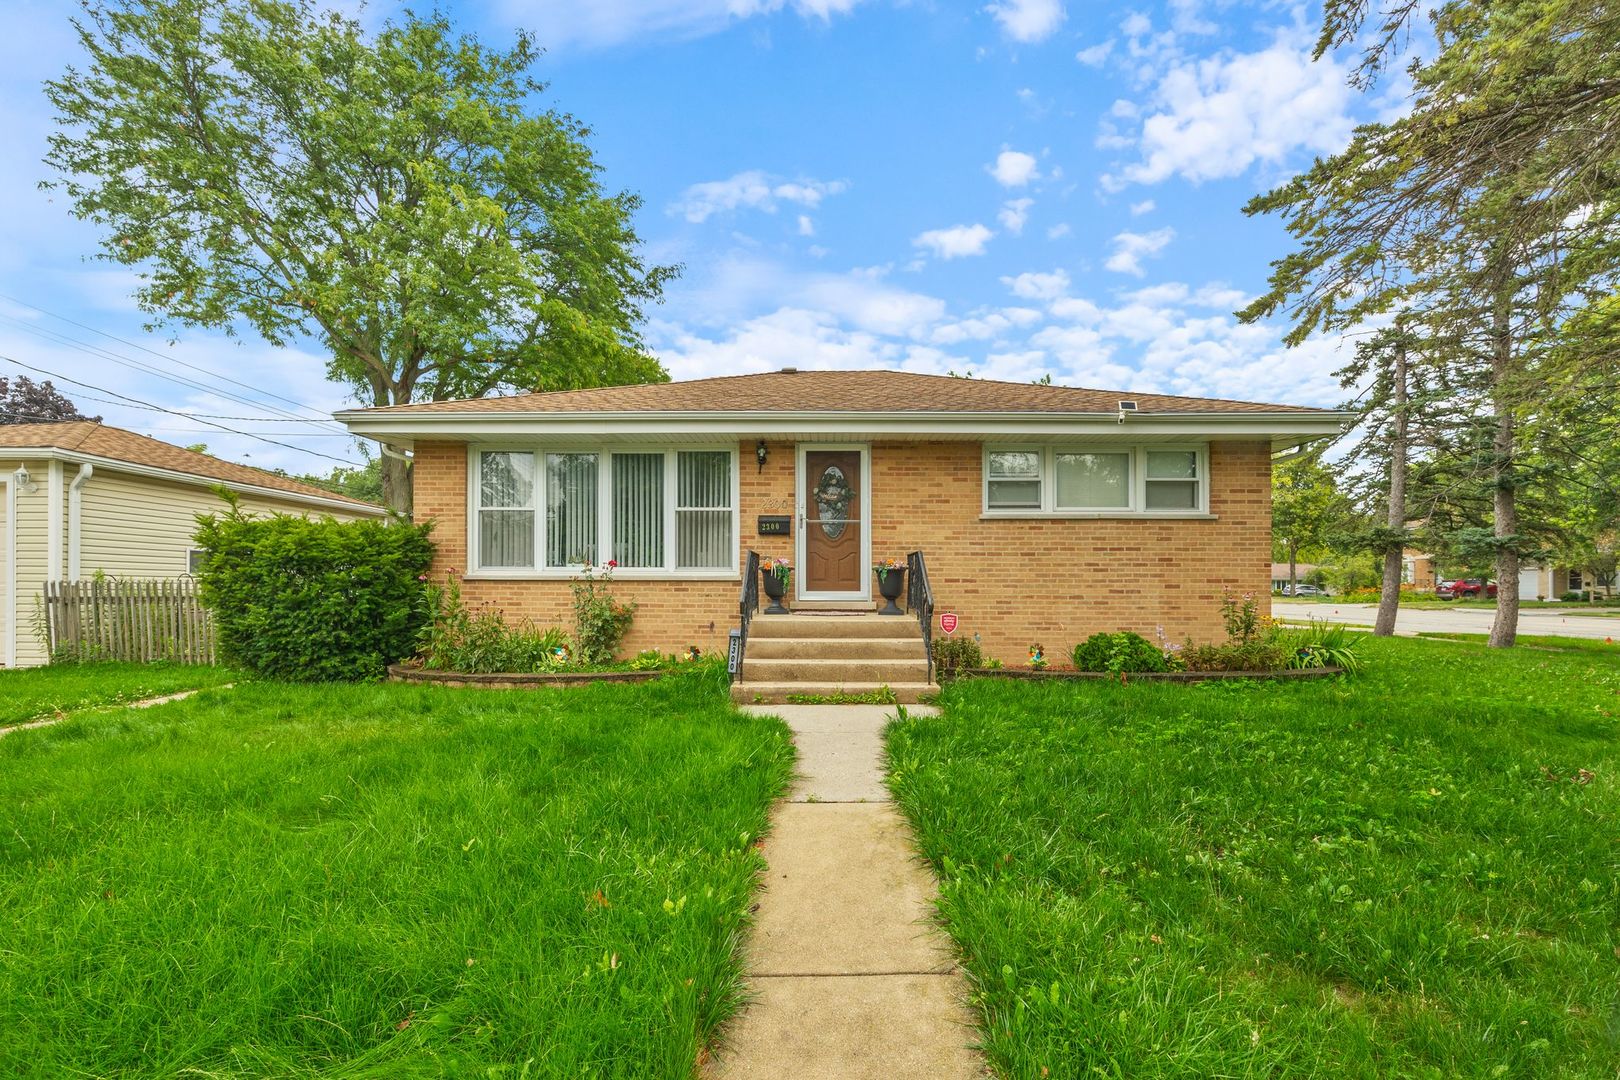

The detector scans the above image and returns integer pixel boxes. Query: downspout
[2,470,14,668]
[46,460,64,581]
[68,463,93,580]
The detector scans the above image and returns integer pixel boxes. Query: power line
[0,353,360,466]
[0,313,347,431]
[0,290,341,422]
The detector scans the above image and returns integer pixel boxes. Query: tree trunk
[381,451,413,516]
[1288,543,1298,596]
[1375,339,1409,637]
[1487,280,1519,648]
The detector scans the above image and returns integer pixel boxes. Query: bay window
[983,444,1207,516]
[474,447,737,575]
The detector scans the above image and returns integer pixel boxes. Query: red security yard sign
[939,612,958,636]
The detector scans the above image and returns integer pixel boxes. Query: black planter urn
[761,568,790,614]
[875,567,906,615]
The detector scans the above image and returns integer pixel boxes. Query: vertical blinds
[677,451,731,569]
[612,453,665,567]
[546,453,599,567]
[478,450,733,572]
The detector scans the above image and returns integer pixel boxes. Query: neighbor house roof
[0,421,383,511]
[1270,563,1320,578]
[342,369,1331,417]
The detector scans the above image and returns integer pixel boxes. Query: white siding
[1,458,375,667]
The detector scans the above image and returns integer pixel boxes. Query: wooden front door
[803,449,864,595]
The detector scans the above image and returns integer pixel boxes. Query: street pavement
[1274,599,1620,641]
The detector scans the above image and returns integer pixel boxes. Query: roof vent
[779,366,799,374]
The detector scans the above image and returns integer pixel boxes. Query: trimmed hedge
[194,502,434,681]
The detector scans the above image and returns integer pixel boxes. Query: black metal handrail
[735,550,760,682]
[906,549,934,682]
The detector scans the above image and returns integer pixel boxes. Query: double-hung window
[474,448,736,575]
[480,451,537,568]
[983,445,1206,515]
[986,450,1043,510]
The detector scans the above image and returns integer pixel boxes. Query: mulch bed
[387,663,661,689]
[941,666,1344,684]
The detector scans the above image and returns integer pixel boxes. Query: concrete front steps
[732,613,935,704]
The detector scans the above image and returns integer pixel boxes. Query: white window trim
[465,445,741,580]
[981,443,1213,519]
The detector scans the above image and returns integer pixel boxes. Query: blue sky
[0,0,1393,472]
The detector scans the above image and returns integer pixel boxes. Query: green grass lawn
[888,637,1620,1077]
[0,660,239,728]
[1281,597,1620,615]
[0,666,793,1078]
[1416,632,1620,653]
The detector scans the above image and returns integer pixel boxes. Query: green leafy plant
[418,574,570,673]
[571,563,637,666]
[873,557,906,584]
[1219,590,1265,644]
[1281,621,1365,672]
[1178,638,1290,672]
[1072,632,1172,674]
[932,636,984,676]
[763,557,792,587]
[193,500,434,681]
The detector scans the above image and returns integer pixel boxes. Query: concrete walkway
[0,685,226,738]
[711,705,986,1080]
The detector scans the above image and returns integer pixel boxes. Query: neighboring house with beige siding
[1,422,384,667]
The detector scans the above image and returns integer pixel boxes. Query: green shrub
[418,575,570,673]
[194,502,433,682]
[571,565,636,665]
[1072,631,1171,674]
[932,636,983,675]
[1560,590,1588,602]
[1281,620,1365,672]
[1178,638,1290,672]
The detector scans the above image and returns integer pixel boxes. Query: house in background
[340,369,1346,697]
[1271,562,1320,592]
[1403,548,1438,590]
[0,421,385,667]
[1518,562,1615,600]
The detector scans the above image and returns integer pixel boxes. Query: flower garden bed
[387,662,661,689]
[943,666,1345,684]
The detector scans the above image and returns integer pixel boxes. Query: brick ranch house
[338,369,1346,696]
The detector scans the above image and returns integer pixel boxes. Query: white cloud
[494,0,868,48]
[997,198,1035,235]
[1075,40,1114,66]
[1104,33,1356,188]
[985,0,1066,42]
[928,307,1043,346]
[797,214,816,237]
[1046,223,1072,240]
[1104,227,1175,276]
[1001,269,1071,300]
[988,149,1041,188]
[913,223,994,260]
[670,170,848,223]
[1129,199,1156,215]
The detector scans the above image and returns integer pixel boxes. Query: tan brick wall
[413,439,1273,665]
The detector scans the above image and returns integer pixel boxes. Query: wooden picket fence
[41,578,215,665]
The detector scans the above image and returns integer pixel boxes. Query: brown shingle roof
[0,421,381,508]
[341,370,1333,417]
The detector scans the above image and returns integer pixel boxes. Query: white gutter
[68,463,93,580]
[46,460,64,580]
[0,448,387,518]
[3,469,14,668]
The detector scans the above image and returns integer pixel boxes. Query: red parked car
[1437,577,1498,600]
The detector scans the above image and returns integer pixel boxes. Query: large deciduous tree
[44,0,675,510]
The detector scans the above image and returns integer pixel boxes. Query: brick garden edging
[943,666,1345,684]
[386,664,661,689]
